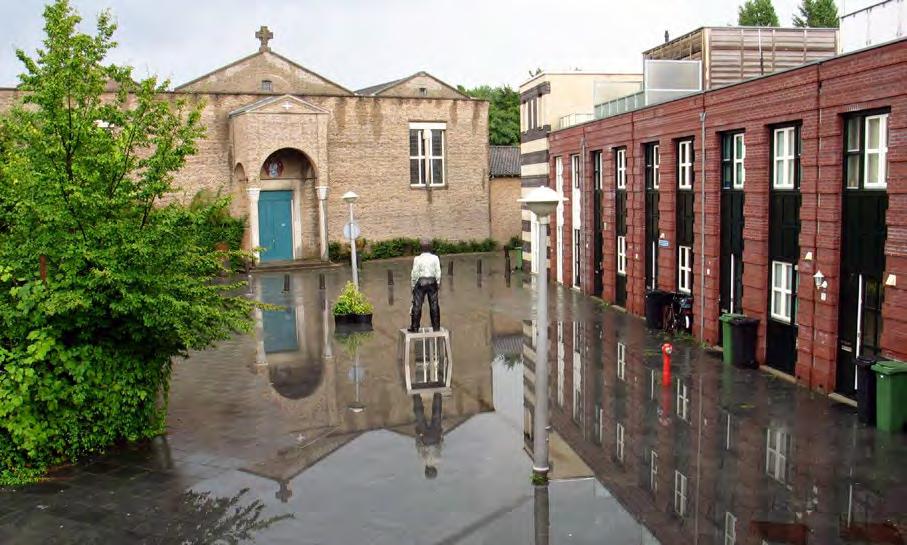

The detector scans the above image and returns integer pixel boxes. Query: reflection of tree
[156,487,293,544]
[14,487,292,544]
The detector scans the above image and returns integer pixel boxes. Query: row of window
[567,114,888,192]
[553,112,889,321]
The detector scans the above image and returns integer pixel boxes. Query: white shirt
[411,252,441,287]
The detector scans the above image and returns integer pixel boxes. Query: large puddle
[1,255,905,544]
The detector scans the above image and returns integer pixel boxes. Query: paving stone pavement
[1,254,905,544]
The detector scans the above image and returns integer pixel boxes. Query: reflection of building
[545,309,903,545]
[243,269,495,500]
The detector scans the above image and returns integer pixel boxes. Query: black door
[593,151,604,295]
[719,132,745,342]
[616,189,627,307]
[836,193,887,396]
[644,143,660,291]
[766,192,801,375]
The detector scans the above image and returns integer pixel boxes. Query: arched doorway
[255,148,317,262]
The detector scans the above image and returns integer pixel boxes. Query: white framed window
[678,246,692,294]
[864,114,888,189]
[765,428,790,483]
[409,122,446,187]
[649,450,658,492]
[615,422,625,462]
[616,341,626,382]
[674,470,688,517]
[571,154,581,189]
[616,148,627,189]
[733,133,745,188]
[725,512,737,545]
[770,261,794,323]
[772,126,797,189]
[653,144,660,189]
[676,380,690,421]
[617,236,627,275]
[678,140,693,189]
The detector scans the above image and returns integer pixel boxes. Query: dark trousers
[410,277,440,331]
[413,393,443,445]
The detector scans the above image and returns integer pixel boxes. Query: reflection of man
[413,393,443,479]
[409,239,442,332]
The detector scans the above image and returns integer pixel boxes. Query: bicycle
[662,292,693,336]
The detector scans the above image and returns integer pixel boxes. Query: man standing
[409,239,442,332]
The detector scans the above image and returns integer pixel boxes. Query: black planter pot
[334,313,374,332]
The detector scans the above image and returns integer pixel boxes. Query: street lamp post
[342,191,360,290]
[518,186,565,479]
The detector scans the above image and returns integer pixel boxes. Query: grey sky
[2,0,804,90]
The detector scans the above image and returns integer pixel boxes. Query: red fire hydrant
[661,342,673,388]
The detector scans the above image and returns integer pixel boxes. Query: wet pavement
[1,254,905,544]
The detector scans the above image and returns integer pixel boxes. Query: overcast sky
[2,0,806,91]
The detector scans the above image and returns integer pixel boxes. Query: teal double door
[259,190,294,262]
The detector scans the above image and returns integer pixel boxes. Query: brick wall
[0,89,491,251]
[489,176,522,244]
[548,38,907,393]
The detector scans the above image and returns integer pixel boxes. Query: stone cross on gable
[255,25,274,52]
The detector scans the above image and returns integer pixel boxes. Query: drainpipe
[809,69,822,389]
[699,109,707,340]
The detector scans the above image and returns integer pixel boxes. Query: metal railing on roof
[594,91,645,119]
[558,113,594,129]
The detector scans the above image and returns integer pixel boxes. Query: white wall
[840,0,906,53]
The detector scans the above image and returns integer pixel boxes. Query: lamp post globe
[517,185,565,481]
[342,191,359,204]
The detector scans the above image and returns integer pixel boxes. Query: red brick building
[547,38,907,396]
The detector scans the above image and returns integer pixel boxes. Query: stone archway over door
[229,94,331,263]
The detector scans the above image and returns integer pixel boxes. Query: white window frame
[772,127,796,189]
[725,512,737,545]
[765,428,790,483]
[674,470,687,517]
[770,260,794,323]
[617,235,627,275]
[409,122,447,187]
[649,450,658,492]
[571,154,581,189]
[617,341,626,381]
[676,380,690,421]
[678,246,692,294]
[616,148,626,189]
[678,140,693,189]
[864,114,888,189]
[733,133,745,189]
[615,422,625,462]
[653,144,660,189]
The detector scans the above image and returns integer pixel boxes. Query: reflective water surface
[1,255,905,544]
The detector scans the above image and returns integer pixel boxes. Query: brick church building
[0,26,491,264]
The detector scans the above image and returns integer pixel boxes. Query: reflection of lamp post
[518,187,565,479]
[348,351,366,413]
[342,191,360,289]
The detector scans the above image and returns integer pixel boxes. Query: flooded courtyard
[1,254,905,544]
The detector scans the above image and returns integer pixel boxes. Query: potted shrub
[333,281,374,330]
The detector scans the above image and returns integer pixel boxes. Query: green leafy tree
[738,0,780,26]
[793,0,839,27]
[457,85,520,145]
[0,0,254,482]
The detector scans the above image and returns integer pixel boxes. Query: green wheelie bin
[872,360,907,433]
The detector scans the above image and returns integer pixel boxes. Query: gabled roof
[489,145,520,178]
[228,94,330,117]
[355,71,468,98]
[174,49,355,95]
